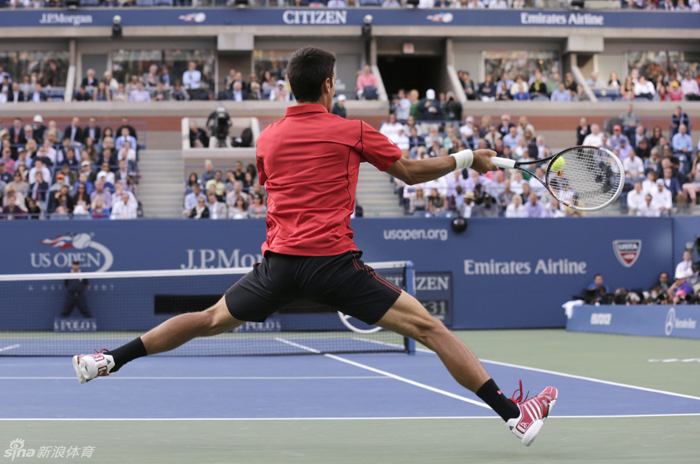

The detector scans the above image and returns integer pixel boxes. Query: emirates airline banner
[0,217,680,329]
[0,8,696,30]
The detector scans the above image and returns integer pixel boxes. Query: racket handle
[491,157,516,169]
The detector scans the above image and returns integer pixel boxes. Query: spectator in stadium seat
[523,192,546,218]
[609,125,629,151]
[636,193,660,217]
[672,124,693,156]
[529,73,548,99]
[680,71,699,100]
[1,147,15,174]
[545,72,560,95]
[563,72,576,94]
[269,80,291,102]
[28,159,50,186]
[497,114,513,138]
[153,82,169,102]
[671,106,689,136]
[356,65,378,99]
[2,194,25,220]
[443,92,462,122]
[9,118,25,146]
[418,89,443,121]
[380,113,403,140]
[382,0,401,7]
[231,81,248,102]
[247,193,267,219]
[118,141,136,171]
[248,82,263,101]
[7,82,24,103]
[184,183,206,214]
[115,128,137,152]
[332,94,347,119]
[616,139,632,162]
[619,104,640,139]
[129,82,151,102]
[206,192,227,220]
[651,178,673,214]
[407,127,425,158]
[31,115,46,143]
[504,195,527,218]
[83,117,101,143]
[112,83,127,103]
[502,126,520,151]
[75,171,93,196]
[661,166,684,201]
[49,185,74,214]
[682,158,700,206]
[459,71,476,101]
[390,89,410,124]
[510,76,531,101]
[28,170,47,203]
[205,170,226,197]
[81,68,98,90]
[607,71,621,88]
[624,149,645,183]
[546,199,565,218]
[63,117,84,145]
[228,196,249,219]
[189,120,209,148]
[92,84,110,103]
[582,124,604,147]
[111,193,137,220]
[633,75,655,100]
[472,193,498,217]
[635,138,651,161]
[630,125,647,150]
[169,81,189,101]
[226,180,249,208]
[550,82,571,102]
[27,83,47,103]
[183,61,202,91]
[477,74,496,102]
[90,196,109,219]
[96,162,115,185]
[427,188,446,215]
[586,71,604,89]
[72,86,92,103]
[142,64,159,88]
[626,181,646,215]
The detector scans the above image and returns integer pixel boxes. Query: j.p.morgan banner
[1,9,697,29]
[0,217,681,329]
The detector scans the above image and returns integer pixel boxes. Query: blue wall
[0,217,688,330]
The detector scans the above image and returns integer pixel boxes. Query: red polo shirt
[256,104,402,256]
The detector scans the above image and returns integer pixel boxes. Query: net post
[404,261,416,355]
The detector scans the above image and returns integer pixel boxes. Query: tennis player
[73,47,557,447]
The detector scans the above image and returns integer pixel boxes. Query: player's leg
[376,291,512,409]
[376,291,558,447]
[72,296,244,384]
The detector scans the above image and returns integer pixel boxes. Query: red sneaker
[506,380,558,446]
[72,350,115,384]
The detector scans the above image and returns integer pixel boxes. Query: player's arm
[387,149,497,186]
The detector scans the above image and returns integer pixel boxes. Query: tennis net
[0,261,415,357]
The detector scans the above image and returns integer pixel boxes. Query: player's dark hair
[287,47,336,103]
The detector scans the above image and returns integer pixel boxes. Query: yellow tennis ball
[551,157,566,172]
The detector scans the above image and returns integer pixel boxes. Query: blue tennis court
[2,346,699,420]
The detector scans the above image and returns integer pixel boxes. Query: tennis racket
[491,146,625,211]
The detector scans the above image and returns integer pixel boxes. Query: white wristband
[451,149,473,171]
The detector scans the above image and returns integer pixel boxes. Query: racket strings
[547,147,622,210]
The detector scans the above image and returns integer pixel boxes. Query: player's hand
[471,149,498,173]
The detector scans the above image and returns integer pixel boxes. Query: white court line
[349,338,700,404]
[0,344,20,353]
[480,358,700,402]
[275,338,489,409]
[0,376,389,381]
[2,413,700,421]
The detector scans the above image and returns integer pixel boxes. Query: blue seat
[80,0,100,5]
[154,0,173,4]
[135,0,154,5]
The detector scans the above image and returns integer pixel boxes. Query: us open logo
[32,233,114,272]
[612,240,642,268]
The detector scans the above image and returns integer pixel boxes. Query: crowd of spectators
[183,159,267,220]
[456,67,700,103]
[583,246,700,306]
[383,90,698,218]
[0,115,141,220]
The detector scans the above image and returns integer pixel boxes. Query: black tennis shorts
[224,251,403,325]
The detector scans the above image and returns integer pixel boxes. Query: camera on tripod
[207,104,232,148]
